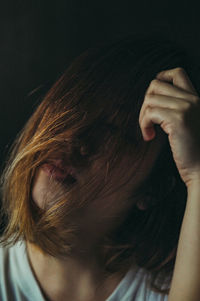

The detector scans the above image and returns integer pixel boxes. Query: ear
[136,194,158,210]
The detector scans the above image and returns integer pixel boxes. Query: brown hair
[1,32,200,294]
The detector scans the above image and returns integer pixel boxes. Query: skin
[27,124,166,301]
[168,182,200,301]
[139,67,200,301]
[27,66,200,301]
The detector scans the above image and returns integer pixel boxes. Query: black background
[0,0,200,168]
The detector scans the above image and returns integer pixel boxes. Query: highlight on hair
[1,32,200,294]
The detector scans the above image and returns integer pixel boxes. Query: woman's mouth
[41,162,76,184]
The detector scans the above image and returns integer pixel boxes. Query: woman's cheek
[31,168,51,208]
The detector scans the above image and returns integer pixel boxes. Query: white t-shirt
[0,240,169,300]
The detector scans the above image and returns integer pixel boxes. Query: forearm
[168,181,200,301]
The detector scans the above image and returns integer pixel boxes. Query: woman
[0,32,200,301]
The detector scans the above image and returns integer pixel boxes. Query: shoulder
[0,242,13,300]
[0,239,47,301]
[108,265,169,301]
[124,265,169,301]
[135,267,169,301]
[0,239,27,300]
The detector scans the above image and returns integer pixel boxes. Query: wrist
[186,175,200,191]
[186,180,200,202]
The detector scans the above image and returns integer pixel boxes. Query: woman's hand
[139,67,200,188]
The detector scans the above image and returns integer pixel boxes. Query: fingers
[145,79,198,103]
[140,106,178,140]
[139,67,200,141]
[139,94,191,128]
[156,67,198,96]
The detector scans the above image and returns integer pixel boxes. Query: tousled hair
[1,32,200,294]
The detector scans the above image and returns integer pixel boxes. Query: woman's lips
[41,163,76,182]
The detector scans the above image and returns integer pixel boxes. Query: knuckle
[144,93,153,102]
[151,78,160,86]
[175,67,185,74]
[146,106,152,113]
[181,101,192,112]
[149,79,160,90]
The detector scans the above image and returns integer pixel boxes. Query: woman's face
[31,126,166,236]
